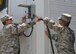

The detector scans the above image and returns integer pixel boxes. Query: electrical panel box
[18,4,36,19]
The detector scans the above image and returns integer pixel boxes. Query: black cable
[23,17,34,37]
[13,23,34,37]
[46,26,55,54]
[23,26,33,37]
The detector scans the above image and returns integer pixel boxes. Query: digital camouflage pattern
[44,20,75,54]
[0,22,35,54]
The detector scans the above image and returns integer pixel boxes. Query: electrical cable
[46,26,55,54]
[23,17,34,37]
[23,26,33,37]
[37,18,55,54]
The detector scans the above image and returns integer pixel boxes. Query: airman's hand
[37,18,43,22]
[22,16,26,23]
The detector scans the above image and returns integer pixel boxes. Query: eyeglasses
[6,19,12,21]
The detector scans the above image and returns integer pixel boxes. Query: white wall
[8,0,26,23]
[35,0,45,54]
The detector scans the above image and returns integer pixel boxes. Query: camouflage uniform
[0,15,36,54]
[44,13,75,54]
[49,24,75,54]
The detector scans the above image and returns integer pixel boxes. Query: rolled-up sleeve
[18,22,35,34]
[44,20,62,33]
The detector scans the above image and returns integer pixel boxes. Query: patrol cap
[58,13,72,22]
[0,15,12,22]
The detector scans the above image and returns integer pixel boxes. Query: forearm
[18,22,35,34]
[44,19,61,32]
[47,23,59,32]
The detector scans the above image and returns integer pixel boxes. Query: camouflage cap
[58,13,72,22]
[0,15,12,22]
